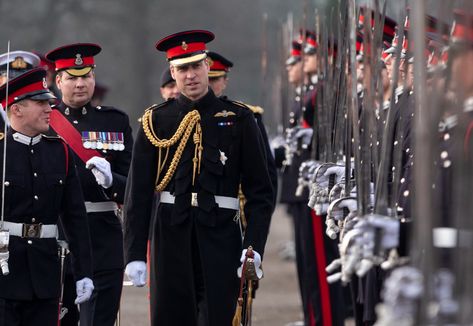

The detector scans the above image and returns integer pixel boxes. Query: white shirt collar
[12,132,42,146]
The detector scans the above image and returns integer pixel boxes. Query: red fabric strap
[310,210,333,326]
[49,109,102,163]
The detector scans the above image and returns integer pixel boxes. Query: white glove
[75,277,94,304]
[238,249,263,279]
[0,251,9,275]
[294,127,313,147]
[125,261,147,287]
[309,164,346,214]
[86,156,113,189]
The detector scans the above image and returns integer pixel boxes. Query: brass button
[113,193,118,198]
[30,149,34,154]
[27,240,32,245]
[34,195,39,200]
[33,172,38,177]
[4,181,9,187]
[31,218,36,223]
[59,179,63,185]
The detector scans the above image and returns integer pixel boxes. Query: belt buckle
[22,223,42,238]
[191,192,198,207]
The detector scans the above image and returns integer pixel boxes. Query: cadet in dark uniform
[45,43,133,326]
[0,68,94,326]
[124,30,274,326]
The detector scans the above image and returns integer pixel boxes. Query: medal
[82,131,91,149]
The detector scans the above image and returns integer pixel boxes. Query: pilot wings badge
[214,110,236,118]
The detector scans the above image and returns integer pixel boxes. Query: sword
[0,41,11,276]
[57,240,70,325]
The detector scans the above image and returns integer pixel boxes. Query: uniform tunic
[124,89,273,326]
[52,102,132,272]
[49,102,132,326]
[0,130,92,326]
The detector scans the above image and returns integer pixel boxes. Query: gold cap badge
[181,41,188,51]
[75,54,83,65]
[11,56,27,69]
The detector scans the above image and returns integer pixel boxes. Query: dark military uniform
[49,101,132,326]
[124,89,273,326]
[0,130,92,326]
[225,100,278,206]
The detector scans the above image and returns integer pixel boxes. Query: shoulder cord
[142,109,202,192]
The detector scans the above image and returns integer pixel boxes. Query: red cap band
[2,81,46,108]
[54,56,95,71]
[210,60,229,71]
[291,48,302,57]
[452,23,473,43]
[166,42,206,60]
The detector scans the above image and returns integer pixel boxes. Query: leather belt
[85,201,119,213]
[160,191,239,211]
[2,221,58,238]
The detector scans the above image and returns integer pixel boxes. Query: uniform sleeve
[255,114,278,209]
[106,115,133,203]
[240,111,274,258]
[123,123,158,263]
[60,146,93,280]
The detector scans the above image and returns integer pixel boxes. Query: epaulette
[139,99,175,122]
[145,98,175,113]
[244,103,264,115]
[236,101,264,115]
[220,98,248,111]
[221,98,249,110]
[0,132,4,141]
[223,98,264,115]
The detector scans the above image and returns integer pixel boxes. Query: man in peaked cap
[450,9,473,155]
[207,51,233,98]
[0,68,94,326]
[45,43,133,326]
[124,30,273,325]
[159,67,179,100]
[0,50,40,86]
